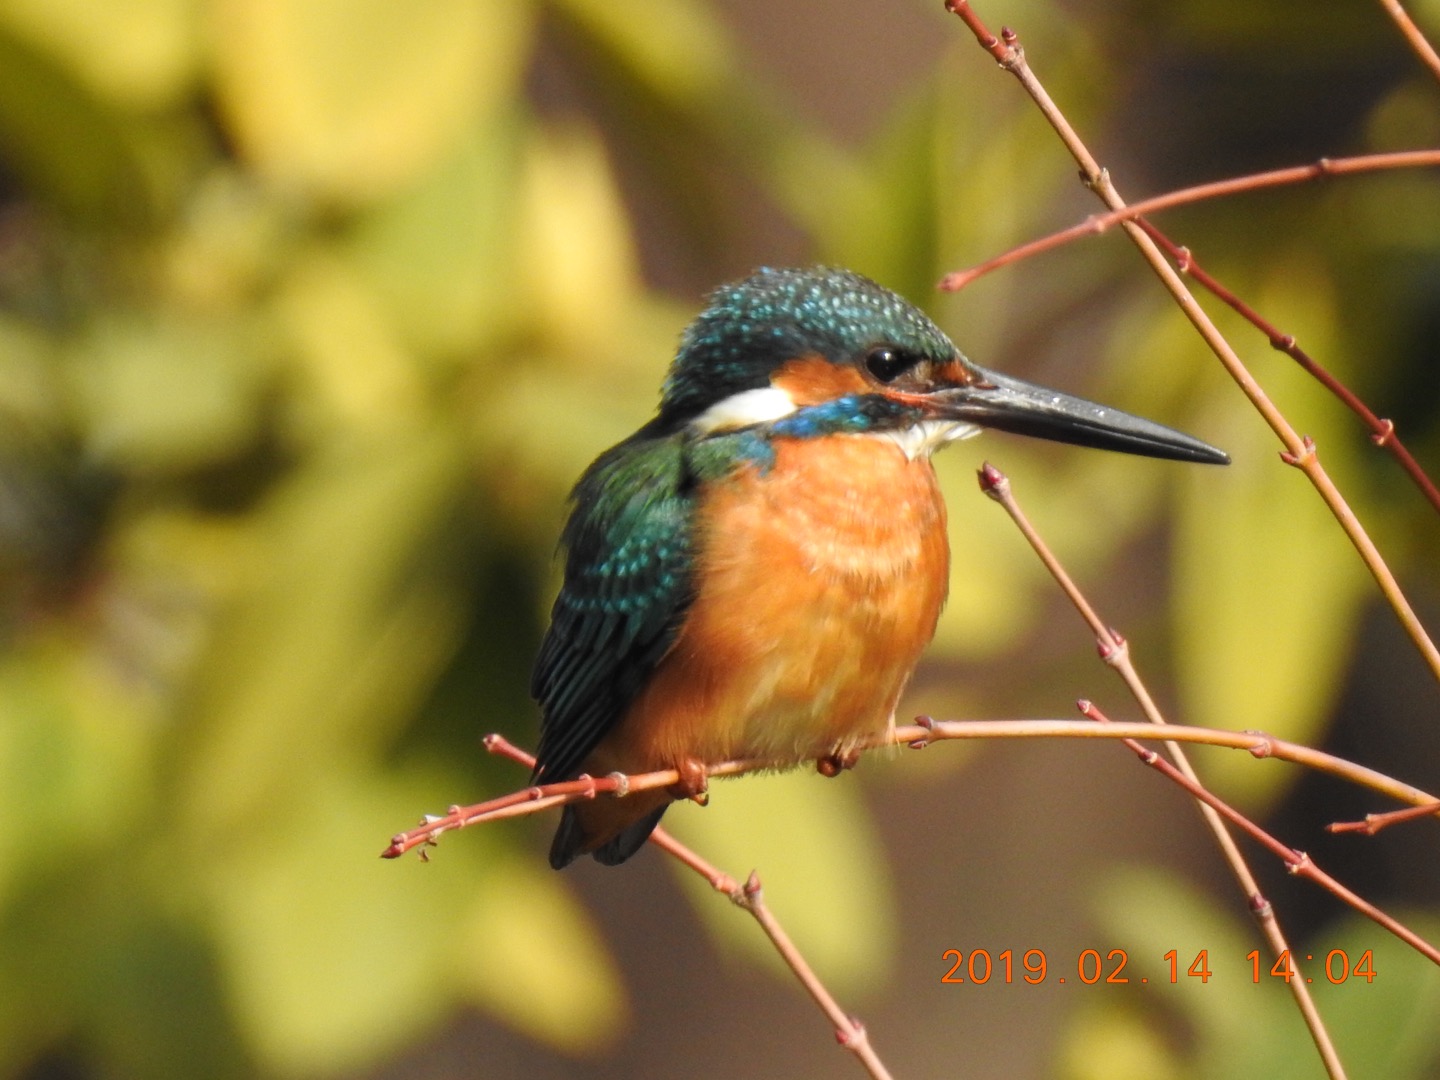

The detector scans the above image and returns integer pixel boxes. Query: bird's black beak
[929,363,1229,465]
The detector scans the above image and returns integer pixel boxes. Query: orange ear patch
[932,359,975,386]
[771,354,871,404]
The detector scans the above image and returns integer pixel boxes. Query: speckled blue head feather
[659,267,957,422]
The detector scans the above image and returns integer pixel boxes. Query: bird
[531,266,1227,868]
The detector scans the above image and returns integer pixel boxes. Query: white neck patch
[688,386,798,435]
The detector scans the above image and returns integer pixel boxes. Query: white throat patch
[882,420,980,460]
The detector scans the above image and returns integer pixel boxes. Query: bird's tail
[548,795,670,869]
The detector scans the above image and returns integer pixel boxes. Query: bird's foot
[668,756,710,806]
[817,747,861,778]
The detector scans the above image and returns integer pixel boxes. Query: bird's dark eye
[864,346,917,383]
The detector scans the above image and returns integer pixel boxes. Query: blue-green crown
[659,267,956,421]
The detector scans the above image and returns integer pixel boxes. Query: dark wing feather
[530,431,698,784]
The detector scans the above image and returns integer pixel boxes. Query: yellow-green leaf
[0,0,197,108]
[211,0,531,205]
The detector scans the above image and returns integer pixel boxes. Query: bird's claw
[817,748,861,778]
[668,756,710,804]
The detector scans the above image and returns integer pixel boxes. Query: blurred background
[1,0,1439,1076]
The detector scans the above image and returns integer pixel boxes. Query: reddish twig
[415,735,894,1078]
[1139,223,1440,515]
[973,460,1345,1078]
[648,836,895,1080]
[1329,800,1440,835]
[1375,0,1440,82]
[941,151,1440,514]
[899,718,1440,812]
[943,0,1007,61]
[385,734,754,858]
[1083,699,1440,966]
[382,719,1440,858]
[384,734,676,858]
[943,2,1440,695]
[383,715,1440,1079]
[939,150,1440,292]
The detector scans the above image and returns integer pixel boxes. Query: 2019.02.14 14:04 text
[940,949,1377,986]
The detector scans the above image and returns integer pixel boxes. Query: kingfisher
[532,266,1226,868]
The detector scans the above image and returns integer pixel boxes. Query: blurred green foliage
[0,0,1437,1077]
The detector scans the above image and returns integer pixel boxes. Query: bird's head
[658,266,1228,465]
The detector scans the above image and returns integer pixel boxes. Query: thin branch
[450,735,896,1079]
[944,1,1440,693]
[973,460,1344,1076]
[650,840,896,1080]
[970,461,1434,795]
[381,721,1440,858]
[1084,700,1440,966]
[1138,223,1440,515]
[940,151,1440,291]
[938,161,1440,513]
[940,6,1434,1066]
[1375,0,1440,82]
[1329,800,1440,835]
[934,20,1440,1077]
[902,718,1440,811]
[384,734,749,858]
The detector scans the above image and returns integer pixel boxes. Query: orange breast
[601,434,950,773]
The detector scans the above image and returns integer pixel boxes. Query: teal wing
[531,431,700,785]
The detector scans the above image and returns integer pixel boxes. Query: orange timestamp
[940,948,1377,986]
